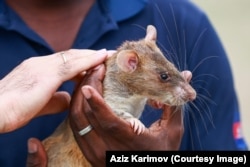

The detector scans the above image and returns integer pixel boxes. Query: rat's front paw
[126,118,145,135]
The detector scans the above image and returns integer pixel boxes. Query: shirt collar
[0,0,147,49]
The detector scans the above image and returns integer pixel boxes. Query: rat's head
[114,25,196,106]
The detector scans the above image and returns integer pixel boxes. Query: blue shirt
[0,0,247,166]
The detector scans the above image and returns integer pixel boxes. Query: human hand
[0,49,108,133]
[26,138,48,167]
[25,67,188,167]
[69,65,185,166]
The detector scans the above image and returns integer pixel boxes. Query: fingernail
[96,49,107,55]
[93,64,103,70]
[28,139,38,154]
[82,86,92,99]
[107,50,117,58]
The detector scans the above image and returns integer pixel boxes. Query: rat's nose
[186,84,197,101]
[181,82,197,102]
[188,90,197,101]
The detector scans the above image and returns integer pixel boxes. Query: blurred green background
[192,0,250,147]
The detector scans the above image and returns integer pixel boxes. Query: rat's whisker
[192,73,219,81]
[170,3,182,70]
[154,3,181,70]
[189,28,208,61]
[131,24,146,32]
[197,93,217,106]
[194,95,215,129]
[195,86,212,97]
[190,79,209,86]
[190,101,209,134]
[184,103,203,150]
[191,56,219,74]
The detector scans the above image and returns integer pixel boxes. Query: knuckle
[20,57,36,69]
[71,108,83,121]
[69,105,83,122]
[86,150,105,166]
[56,49,74,77]
[102,122,122,134]
[95,150,105,162]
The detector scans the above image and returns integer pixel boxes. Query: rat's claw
[126,118,145,135]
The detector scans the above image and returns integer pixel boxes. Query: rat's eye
[160,72,169,82]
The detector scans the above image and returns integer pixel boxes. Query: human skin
[26,65,191,167]
[0,49,107,133]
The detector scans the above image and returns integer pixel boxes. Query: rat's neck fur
[103,57,147,119]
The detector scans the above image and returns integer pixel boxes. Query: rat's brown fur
[42,25,196,166]
[43,119,91,167]
[103,25,195,122]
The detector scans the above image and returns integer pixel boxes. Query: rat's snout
[179,83,197,103]
[180,70,196,101]
[187,87,196,101]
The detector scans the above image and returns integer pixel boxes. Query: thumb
[162,106,184,149]
[149,106,184,150]
[38,91,71,116]
[26,138,48,167]
[160,105,184,133]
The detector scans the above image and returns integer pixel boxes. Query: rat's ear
[116,50,138,73]
[145,25,157,42]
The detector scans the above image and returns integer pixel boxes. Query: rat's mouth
[147,98,186,109]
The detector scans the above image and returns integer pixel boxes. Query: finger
[70,65,109,162]
[165,106,184,149]
[160,105,178,120]
[69,64,106,136]
[83,64,106,94]
[26,138,47,167]
[159,105,184,149]
[55,49,108,81]
[69,100,102,161]
[149,106,183,133]
[81,86,134,139]
[164,106,183,127]
[70,63,106,134]
[69,72,107,161]
[69,98,107,164]
[75,65,106,134]
[107,50,117,58]
[81,86,139,151]
[69,82,93,135]
[37,91,71,117]
[159,105,183,130]
[69,84,98,160]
